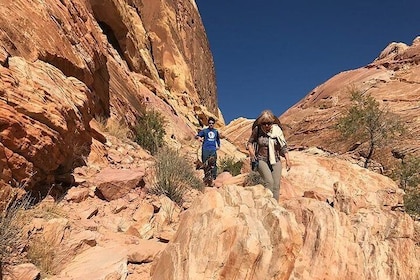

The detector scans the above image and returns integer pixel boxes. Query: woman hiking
[247,110,291,201]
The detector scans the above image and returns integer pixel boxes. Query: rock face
[152,185,303,280]
[0,57,95,193]
[282,151,419,280]
[0,0,217,192]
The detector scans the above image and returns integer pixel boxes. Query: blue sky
[195,0,420,124]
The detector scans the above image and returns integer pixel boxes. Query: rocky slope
[4,140,419,280]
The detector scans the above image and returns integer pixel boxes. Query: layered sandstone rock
[152,151,420,280]
[0,57,94,192]
[152,184,303,280]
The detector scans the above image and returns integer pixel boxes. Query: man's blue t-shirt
[197,128,220,151]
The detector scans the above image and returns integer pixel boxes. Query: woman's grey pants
[257,160,282,200]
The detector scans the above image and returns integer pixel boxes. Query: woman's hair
[252,110,282,129]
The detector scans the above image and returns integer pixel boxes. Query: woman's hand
[247,142,256,160]
[284,152,292,171]
[249,153,256,161]
[286,160,292,171]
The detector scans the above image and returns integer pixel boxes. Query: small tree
[336,88,404,168]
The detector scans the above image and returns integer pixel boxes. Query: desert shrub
[19,194,68,278]
[391,156,420,217]
[218,156,243,176]
[26,235,56,276]
[392,156,420,190]
[134,110,166,155]
[244,171,266,187]
[0,192,32,278]
[150,147,204,205]
[26,234,68,278]
[404,191,420,217]
[96,116,132,140]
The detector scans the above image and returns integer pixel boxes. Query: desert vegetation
[391,155,420,217]
[244,171,266,187]
[336,87,405,168]
[218,156,243,176]
[135,110,166,155]
[0,191,32,279]
[95,116,132,141]
[150,146,204,205]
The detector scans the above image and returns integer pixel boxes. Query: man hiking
[195,117,220,185]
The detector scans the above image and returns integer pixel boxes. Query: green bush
[391,156,420,217]
[244,171,266,187]
[404,191,420,217]
[134,110,166,155]
[218,156,243,176]
[151,147,204,205]
[393,156,420,190]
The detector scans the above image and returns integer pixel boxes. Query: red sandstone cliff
[0,0,218,194]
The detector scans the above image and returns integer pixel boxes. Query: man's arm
[195,130,204,142]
